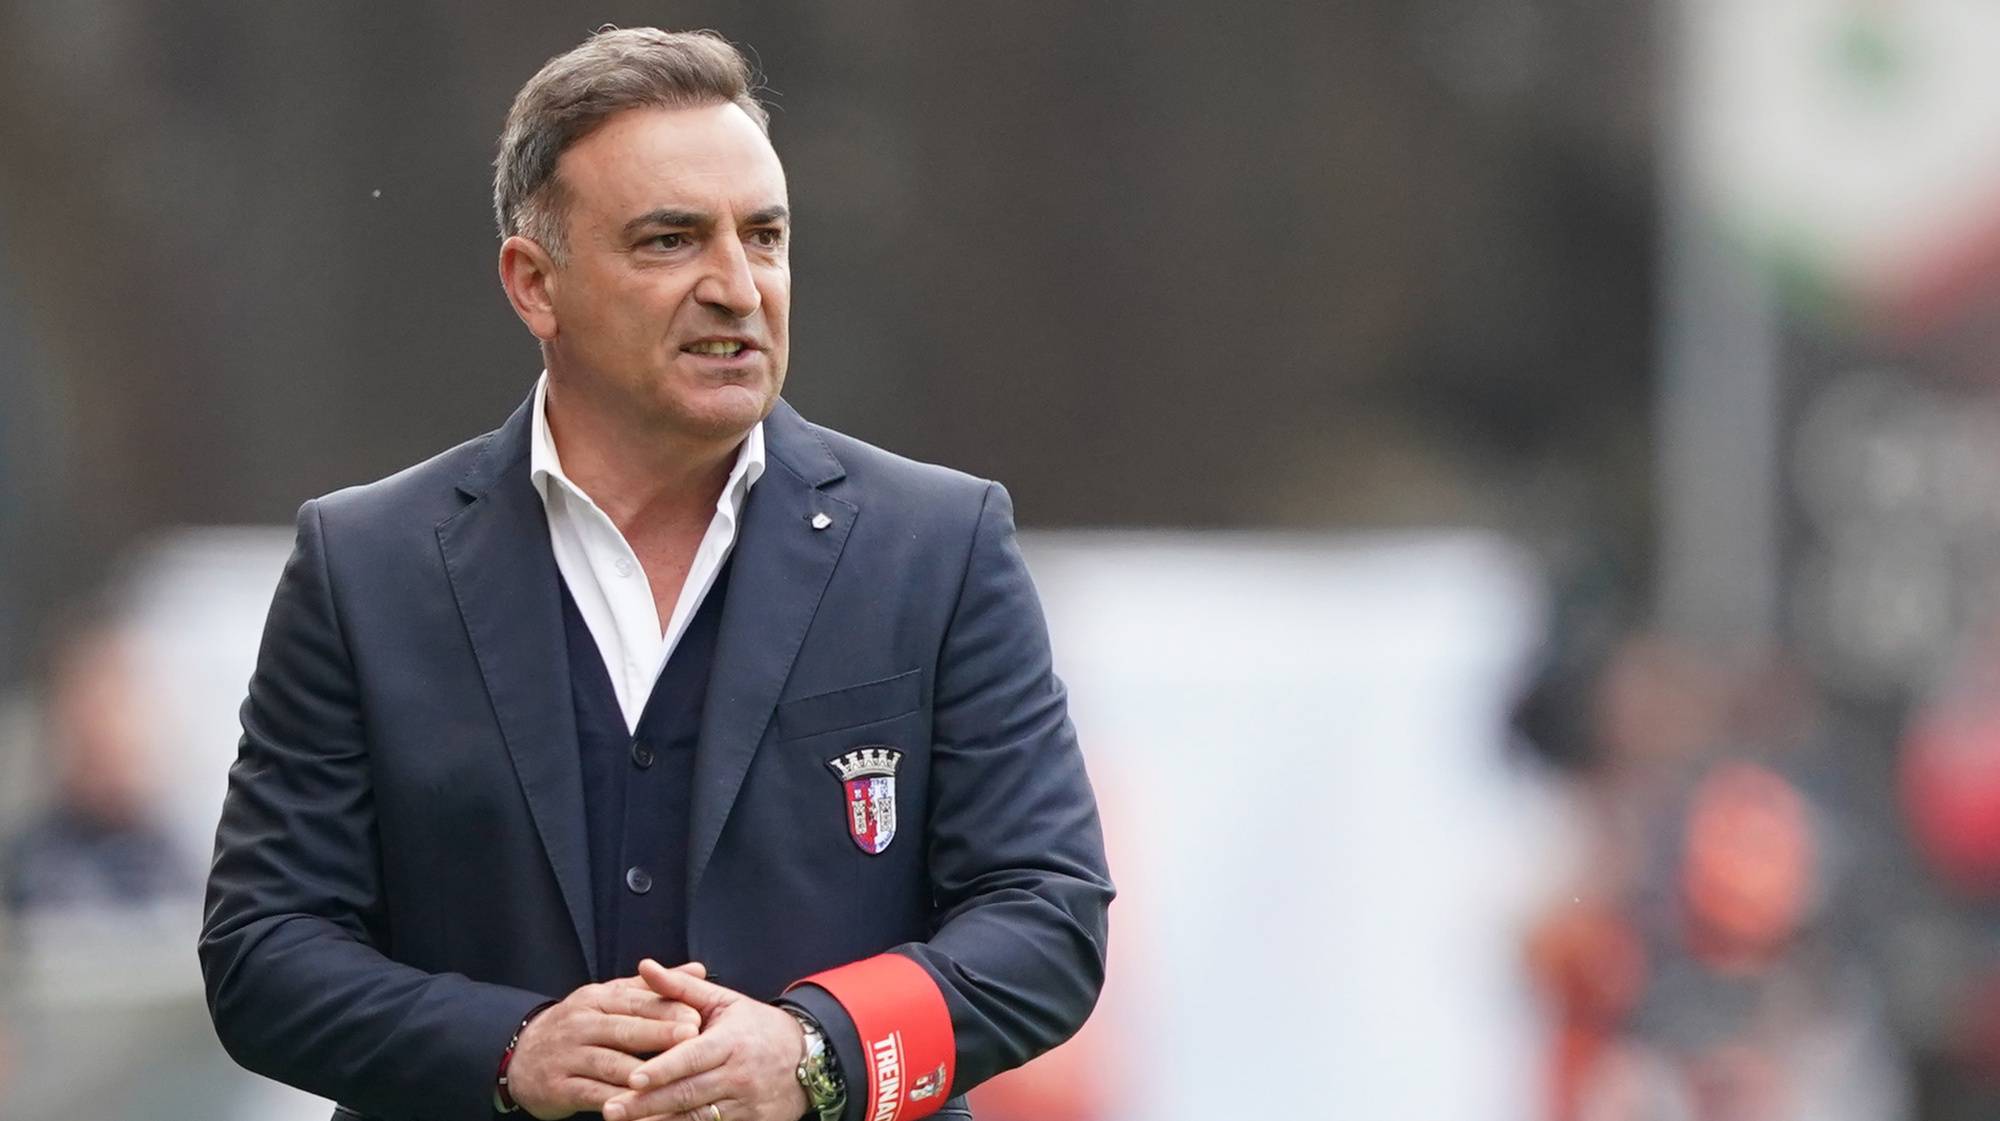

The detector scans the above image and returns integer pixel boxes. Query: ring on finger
[704,1104,724,1121]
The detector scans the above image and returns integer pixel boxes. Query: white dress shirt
[528,372,766,731]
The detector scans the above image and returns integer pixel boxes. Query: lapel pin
[810,512,832,530]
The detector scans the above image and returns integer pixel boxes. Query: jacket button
[625,866,652,894]
[631,741,654,768]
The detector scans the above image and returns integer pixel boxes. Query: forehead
[558,102,787,225]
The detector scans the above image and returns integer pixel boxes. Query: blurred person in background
[200,26,1110,1121]
[0,598,264,1121]
[2,604,191,921]
[1519,615,1910,1121]
[1894,626,2000,1118]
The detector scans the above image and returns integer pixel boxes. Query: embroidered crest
[908,1063,948,1102]
[828,747,902,855]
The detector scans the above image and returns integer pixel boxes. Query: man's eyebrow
[621,209,708,238]
[745,205,790,226]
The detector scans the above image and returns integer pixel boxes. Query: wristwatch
[786,1008,847,1121]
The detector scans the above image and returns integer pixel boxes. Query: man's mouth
[684,338,750,357]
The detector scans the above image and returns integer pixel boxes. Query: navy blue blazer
[199,395,1113,1121]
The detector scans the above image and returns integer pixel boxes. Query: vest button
[631,742,655,768]
[625,866,653,894]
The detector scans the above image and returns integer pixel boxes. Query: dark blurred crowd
[1514,571,2000,1120]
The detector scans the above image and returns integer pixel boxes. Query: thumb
[639,958,735,1015]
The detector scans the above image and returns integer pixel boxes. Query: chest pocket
[775,668,922,741]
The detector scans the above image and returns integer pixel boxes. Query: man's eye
[647,233,689,250]
[750,229,786,248]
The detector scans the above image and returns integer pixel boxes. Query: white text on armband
[870,1031,904,1121]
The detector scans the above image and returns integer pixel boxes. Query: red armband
[791,954,956,1121]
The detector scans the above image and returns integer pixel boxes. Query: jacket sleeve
[785,481,1115,1121]
[199,499,548,1118]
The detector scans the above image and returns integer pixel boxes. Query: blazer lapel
[436,397,596,976]
[687,400,854,901]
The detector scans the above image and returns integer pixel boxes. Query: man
[6,610,193,919]
[200,28,1112,1121]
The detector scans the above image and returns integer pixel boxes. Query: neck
[543,376,743,539]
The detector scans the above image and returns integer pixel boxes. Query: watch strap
[785,1007,847,1121]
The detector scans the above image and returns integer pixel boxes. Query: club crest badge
[908,1063,948,1102]
[828,747,902,855]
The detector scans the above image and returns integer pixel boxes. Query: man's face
[540,102,790,441]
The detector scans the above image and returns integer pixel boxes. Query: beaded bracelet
[495,1001,559,1114]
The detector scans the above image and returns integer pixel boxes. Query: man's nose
[692,235,761,318]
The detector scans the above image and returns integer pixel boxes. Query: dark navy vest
[559,556,733,982]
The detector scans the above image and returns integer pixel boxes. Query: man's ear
[498,235,561,341]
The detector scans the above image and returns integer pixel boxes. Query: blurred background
[4,1,1999,1118]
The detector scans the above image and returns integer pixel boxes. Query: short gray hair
[493,27,769,261]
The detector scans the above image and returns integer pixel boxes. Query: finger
[617,1090,737,1121]
[658,1105,739,1121]
[638,958,734,1015]
[572,1044,644,1088]
[623,1031,730,1093]
[586,1011,694,1055]
[629,997,703,1037]
[603,1070,733,1121]
[601,980,705,1027]
[555,1075,624,1113]
[607,960,706,996]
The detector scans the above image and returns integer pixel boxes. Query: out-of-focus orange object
[1529,903,1649,1024]
[967,1025,1109,1121]
[1527,902,1649,1121]
[1680,762,1816,970]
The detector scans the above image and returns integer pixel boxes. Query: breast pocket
[775,668,923,741]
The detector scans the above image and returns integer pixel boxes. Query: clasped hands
[508,958,809,1121]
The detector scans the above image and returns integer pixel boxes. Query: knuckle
[607,1014,640,1051]
[551,1004,584,1036]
